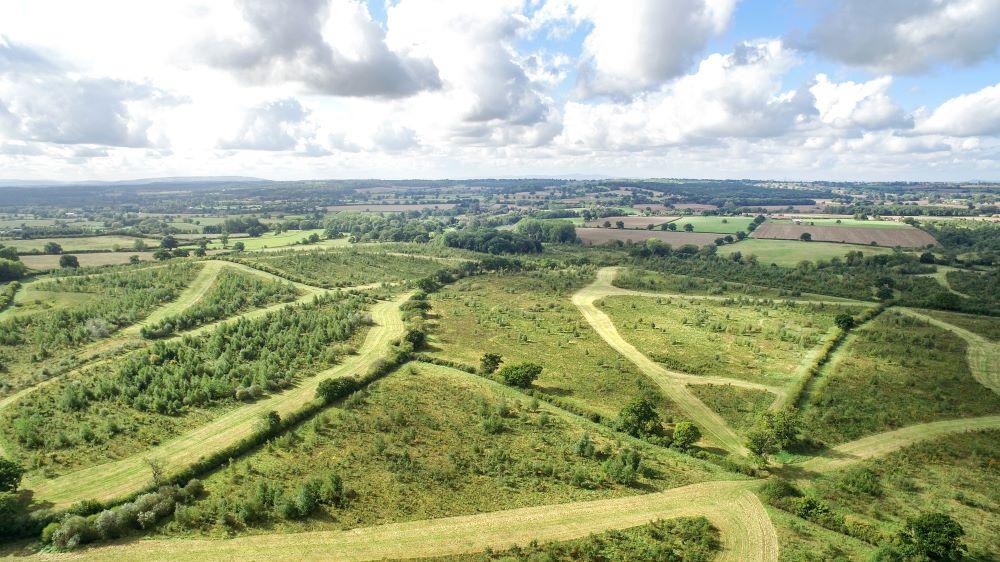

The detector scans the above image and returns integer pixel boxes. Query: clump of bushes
[44,479,204,549]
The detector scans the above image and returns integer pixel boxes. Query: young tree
[666,222,677,231]
[615,220,625,229]
[129,255,141,265]
[160,235,179,249]
[683,223,694,232]
[144,457,165,486]
[43,241,63,254]
[835,313,856,331]
[671,421,701,449]
[480,352,502,374]
[618,395,661,437]
[0,457,24,492]
[897,512,966,561]
[497,362,542,388]
[316,377,357,403]
[58,254,79,268]
[153,248,172,261]
[233,241,245,252]
[133,238,147,251]
[800,232,812,241]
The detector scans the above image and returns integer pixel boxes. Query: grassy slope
[720,239,893,267]
[599,295,849,387]
[30,481,776,562]
[688,384,775,433]
[810,430,1000,559]
[26,295,408,508]
[157,362,727,537]
[802,312,1000,445]
[426,269,669,420]
[915,308,1000,341]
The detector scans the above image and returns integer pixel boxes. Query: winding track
[793,415,1000,476]
[27,293,409,509]
[895,307,999,395]
[575,268,764,456]
[32,480,778,562]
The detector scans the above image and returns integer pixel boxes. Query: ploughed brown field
[753,222,938,248]
[583,216,678,229]
[576,228,721,246]
[326,203,457,212]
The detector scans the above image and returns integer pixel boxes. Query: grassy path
[26,294,408,509]
[895,307,999,395]
[574,268,753,456]
[31,480,778,562]
[791,415,1000,476]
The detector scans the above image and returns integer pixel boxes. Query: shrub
[316,377,358,403]
[603,448,642,485]
[838,467,882,497]
[479,352,502,374]
[617,395,661,437]
[0,457,24,492]
[58,254,80,268]
[671,421,701,449]
[497,362,542,388]
[897,512,966,561]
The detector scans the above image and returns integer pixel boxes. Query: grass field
[720,239,893,267]
[426,270,673,419]
[599,295,851,387]
[151,362,725,538]
[915,308,1000,341]
[801,311,1000,445]
[672,216,754,233]
[809,430,1000,560]
[688,384,775,433]
[206,229,328,250]
[0,235,156,252]
[20,252,157,270]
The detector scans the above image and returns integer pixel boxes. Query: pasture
[326,203,457,212]
[719,239,893,266]
[671,216,754,233]
[0,235,156,253]
[206,229,328,251]
[582,216,677,229]
[19,251,157,270]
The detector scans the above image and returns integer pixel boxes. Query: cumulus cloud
[536,0,737,97]
[803,0,1000,73]
[372,123,419,152]
[387,0,561,146]
[0,38,176,147]
[559,40,813,150]
[810,74,911,130]
[219,98,312,151]
[202,0,441,98]
[918,82,1000,137]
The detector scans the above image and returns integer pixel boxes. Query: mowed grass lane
[896,307,999,395]
[573,268,751,456]
[27,294,409,508]
[31,481,777,562]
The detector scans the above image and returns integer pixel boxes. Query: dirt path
[25,294,408,509]
[792,415,1000,476]
[895,307,999,395]
[32,480,778,562]
[574,268,754,456]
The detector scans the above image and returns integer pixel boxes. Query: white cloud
[918,82,1000,137]
[804,0,1000,73]
[219,98,312,151]
[559,40,811,149]
[202,0,441,97]
[536,0,738,97]
[810,74,911,130]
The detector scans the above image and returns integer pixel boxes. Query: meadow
[671,216,754,233]
[598,295,854,387]
[801,311,1000,445]
[0,235,157,253]
[719,238,892,267]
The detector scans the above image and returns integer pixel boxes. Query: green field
[426,270,677,419]
[721,238,894,266]
[810,430,1000,559]
[802,311,1000,445]
[153,363,721,537]
[205,229,328,250]
[672,216,754,233]
[599,295,852,386]
[0,235,157,252]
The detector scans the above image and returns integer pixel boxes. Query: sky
[1,0,1000,182]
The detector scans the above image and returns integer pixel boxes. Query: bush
[479,352,502,374]
[58,254,80,268]
[603,448,642,485]
[316,377,358,403]
[897,512,966,561]
[497,362,542,388]
[617,395,661,437]
[0,457,24,492]
[671,421,701,449]
[838,467,882,496]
